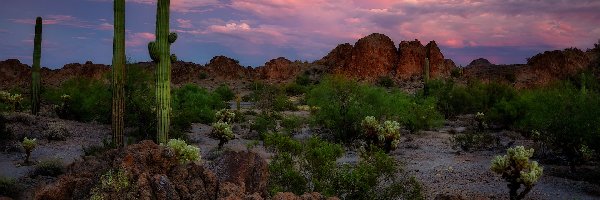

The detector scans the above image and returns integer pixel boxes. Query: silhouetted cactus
[31,17,42,115]
[111,0,125,147]
[151,0,176,144]
[22,137,37,164]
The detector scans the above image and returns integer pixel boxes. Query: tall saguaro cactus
[31,17,42,115]
[150,0,177,144]
[111,0,125,147]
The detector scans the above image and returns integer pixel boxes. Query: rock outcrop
[316,43,353,70]
[333,33,398,81]
[205,56,252,80]
[0,59,30,90]
[255,57,305,82]
[35,140,269,200]
[396,40,427,79]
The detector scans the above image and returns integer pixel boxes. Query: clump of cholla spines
[491,146,543,200]
[361,116,401,153]
[210,109,235,149]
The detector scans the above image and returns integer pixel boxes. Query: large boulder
[35,141,268,200]
[255,57,304,82]
[396,40,427,79]
[0,59,30,90]
[205,55,252,79]
[316,43,353,71]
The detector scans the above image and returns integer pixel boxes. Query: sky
[1,0,599,69]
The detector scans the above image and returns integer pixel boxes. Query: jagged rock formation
[254,57,305,82]
[315,43,353,70]
[333,33,398,81]
[0,59,31,90]
[35,140,269,200]
[205,56,252,80]
[396,40,426,79]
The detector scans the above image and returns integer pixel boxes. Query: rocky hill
[1,33,598,91]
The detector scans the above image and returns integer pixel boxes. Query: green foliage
[451,130,499,151]
[199,72,208,79]
[22,137,37,164]
[45,122,70,141]
[251,112,279,135]
[376,76,395,88]
[83,139,116,157]
[214,84,235,101]
[281,115,304,133]
[124,64,156,139]
[283,82,307,96]
[34,159,65,177]
[0,91,24,112]
[360,116,401,153]
[264,133,424,199]
[307,76,442,141]
[171,84,227,137]
[491,146,543,200]
[215,109,235,124]
[165,139,201,164]
[90,169,132,199]
[210,121,234,149]
[44,77,111,123]
[0,176,21,198]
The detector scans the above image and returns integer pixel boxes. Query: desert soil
[1,111,599,199]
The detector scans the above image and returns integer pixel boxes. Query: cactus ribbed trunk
[31,17,42,115]
[111,0,125,147]
[423,57,430,82]
[155,0,171,144]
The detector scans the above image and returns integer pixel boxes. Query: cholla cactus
[361,116,401,153]
[475,112,486,131]
[491,146,543,200]
[1,92,23,111]
[166,139,200,164]
[215,109,235,124]
[210,121,234,149]
[22,137,37,164]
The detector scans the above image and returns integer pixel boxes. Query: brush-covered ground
[1,70,600,199]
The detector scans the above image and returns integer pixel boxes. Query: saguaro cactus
[150,0,177,144]
[31,17,42,115]
[111,0,125,147]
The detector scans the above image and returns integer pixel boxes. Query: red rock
[426,41,453,78]
[255,57,304,82]
[205,56,252,79]
[317,43,353,70]
[334,33,398,81]
[396,40,427,79]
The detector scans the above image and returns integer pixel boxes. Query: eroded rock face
[205,56,252,79]
[334,33,398,81]
[255,57,304,82]
[396,40,427,79]
[44,62,111,87]
[34,141,267,200]
[317,43,353,71]
[426,41,454,78]
[0,59,30,90]
[467,58,493,68]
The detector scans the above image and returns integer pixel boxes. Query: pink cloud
[10,15,113,31]
[176,19,193,29]
[126,32,155,47]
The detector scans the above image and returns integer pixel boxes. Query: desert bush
[90,169,133,200]
[264,132,424,199]
[22,137,37,164]
[516,83,600,167]
[165,139,200,164]
[281,115,304,133]
[376,76,395,88]
[251,111,280,135]
[451,130,499,151]
[171,84,227,137]
[44,122,70,141]
[199,72,208,79]
[0,176,22,198]
[34,159,65,177]
[123,64,156,139]
[214,84,235,101]
[307,76,442,141]
[0,91,24,112]
[284,82,307,96]
[44,77,111,123]
[491,146,543,200]
[210,121,234,149]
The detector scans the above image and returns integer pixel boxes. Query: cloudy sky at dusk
[1,0,599,69]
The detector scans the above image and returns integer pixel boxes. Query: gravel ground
[397,125,600,199]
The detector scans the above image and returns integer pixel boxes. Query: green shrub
[281,115,303,133]
[124,64,156,139]
[199,72,208,79]
[284,82,307,96]
[376,76,395,88]
[171,84,227,137]
[294,73,311,86]
[307,76,442,141]
[165,139,201,164]
[360,116,401,153]
[83,139,115,157]
[90,169,133,199]
[44,77,111,123]
[0,176,21,198]
[264,133,423,199]
[214,84,235,101]
[34,159,65,177]
[251,112,279,135]
[451,130,499,151]
[44,122,70,141]
[491,146,543,200]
